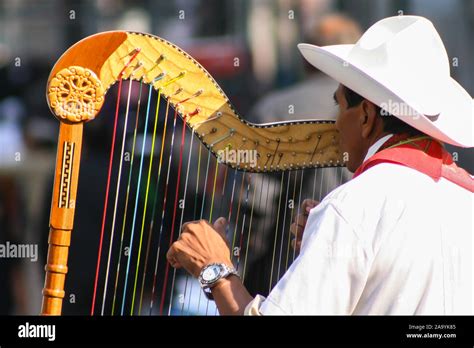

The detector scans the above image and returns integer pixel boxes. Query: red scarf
[353,134,474,192]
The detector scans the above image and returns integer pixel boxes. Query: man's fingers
[213,217,228,239]
[180,220,200,235]
[291,239,302,252]
[169,258,182,269]
[167,243,182,269]
[293,213,308,227]
[301,199,319,215]
[289,222,304,240]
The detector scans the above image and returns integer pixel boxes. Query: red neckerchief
[353,134,474,192]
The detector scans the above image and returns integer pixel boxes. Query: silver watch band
[198,263,239,301]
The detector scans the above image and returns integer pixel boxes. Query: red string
[149,106,180,313]
[91,76,122,316]
[91,48,140,316]
[159,113,188,314]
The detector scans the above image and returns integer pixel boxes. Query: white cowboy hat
[298,15,473,148]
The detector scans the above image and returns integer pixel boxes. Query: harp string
[194,151,213,313]
[204,162,222,315]
[101,76,134,316]
[120,84,155,315]
[138,85,188,315]
[183,144,204,315]
[184,144,204,314]
[208,161,220,223]
[265,171,284,288]
[205,171,252,316]
[213,166,230,315]
[311,168,317,200]
[267,173,278,288]
[200,152,212,219]
[258,174,271,292]
[278,171,292,280]
[270,171,286,290]
[150,89,185,314]
[319,169,325,201]
[112,79,144,315]
[202,154,219,315]
[138,96,171,316]
[168,129,196,315]
[339,166,344,186]
[206,161,219,315]
[159,101,200,315]
[148,94,180,314]
[236,172,252,271]
[194,145,203,220]
[225,168,239,252]
[292,169,305,263]
[129,85,165,315]
[149,97,175,314]
[230,171,246,261]
[203,165,236,315]
[278,172,296,274]
[183,159,230,316]
[241,172,257,283]
[284,170,299,272]
[250,173,266,291]
[217,167,239,312]
[218,166,229,219]
[91,49,140,316]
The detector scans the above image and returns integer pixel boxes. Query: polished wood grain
[41,123,83,315]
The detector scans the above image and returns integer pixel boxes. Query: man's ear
[360,100,378,139]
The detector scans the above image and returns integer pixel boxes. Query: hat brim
[298,43,473,148]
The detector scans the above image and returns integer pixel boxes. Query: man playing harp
[167,16,473,315]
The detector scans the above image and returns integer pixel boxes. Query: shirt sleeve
[243,295,266,315]
[258,200,373,315]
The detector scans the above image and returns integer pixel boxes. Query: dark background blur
[0,0,472,314]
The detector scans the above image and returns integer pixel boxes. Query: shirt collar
[363,134,393,162]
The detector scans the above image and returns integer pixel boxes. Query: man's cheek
[337,128,347,151]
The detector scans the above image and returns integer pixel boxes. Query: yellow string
[137,97,171,314]
[208,162,220,223]
[131,90,162,314]
[231,172,246,256]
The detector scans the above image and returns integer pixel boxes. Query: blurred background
[0,0,472,315]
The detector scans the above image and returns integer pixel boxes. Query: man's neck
[363,133,393,162]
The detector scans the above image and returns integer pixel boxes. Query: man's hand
[289,199,319,252]
[167,217,253,315]
[167,217,232,277]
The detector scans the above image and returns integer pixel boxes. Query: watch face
[202,264,222,283]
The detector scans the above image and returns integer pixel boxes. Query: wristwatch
[198,263,239,300]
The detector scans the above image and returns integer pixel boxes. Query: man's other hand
[289,199,319,252]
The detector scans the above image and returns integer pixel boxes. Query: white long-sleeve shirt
[247,138,473,315]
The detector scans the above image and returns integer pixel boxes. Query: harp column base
[41,227,71,316]
[41,122,83,315]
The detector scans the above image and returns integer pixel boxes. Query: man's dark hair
[342,85,422,136]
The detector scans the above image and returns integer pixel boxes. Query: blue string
[121,84,153,315]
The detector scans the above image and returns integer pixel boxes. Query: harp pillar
[41,66,103,315]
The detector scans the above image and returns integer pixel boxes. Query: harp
[41,31,347,315]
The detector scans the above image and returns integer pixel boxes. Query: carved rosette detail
[48,66,104,123]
